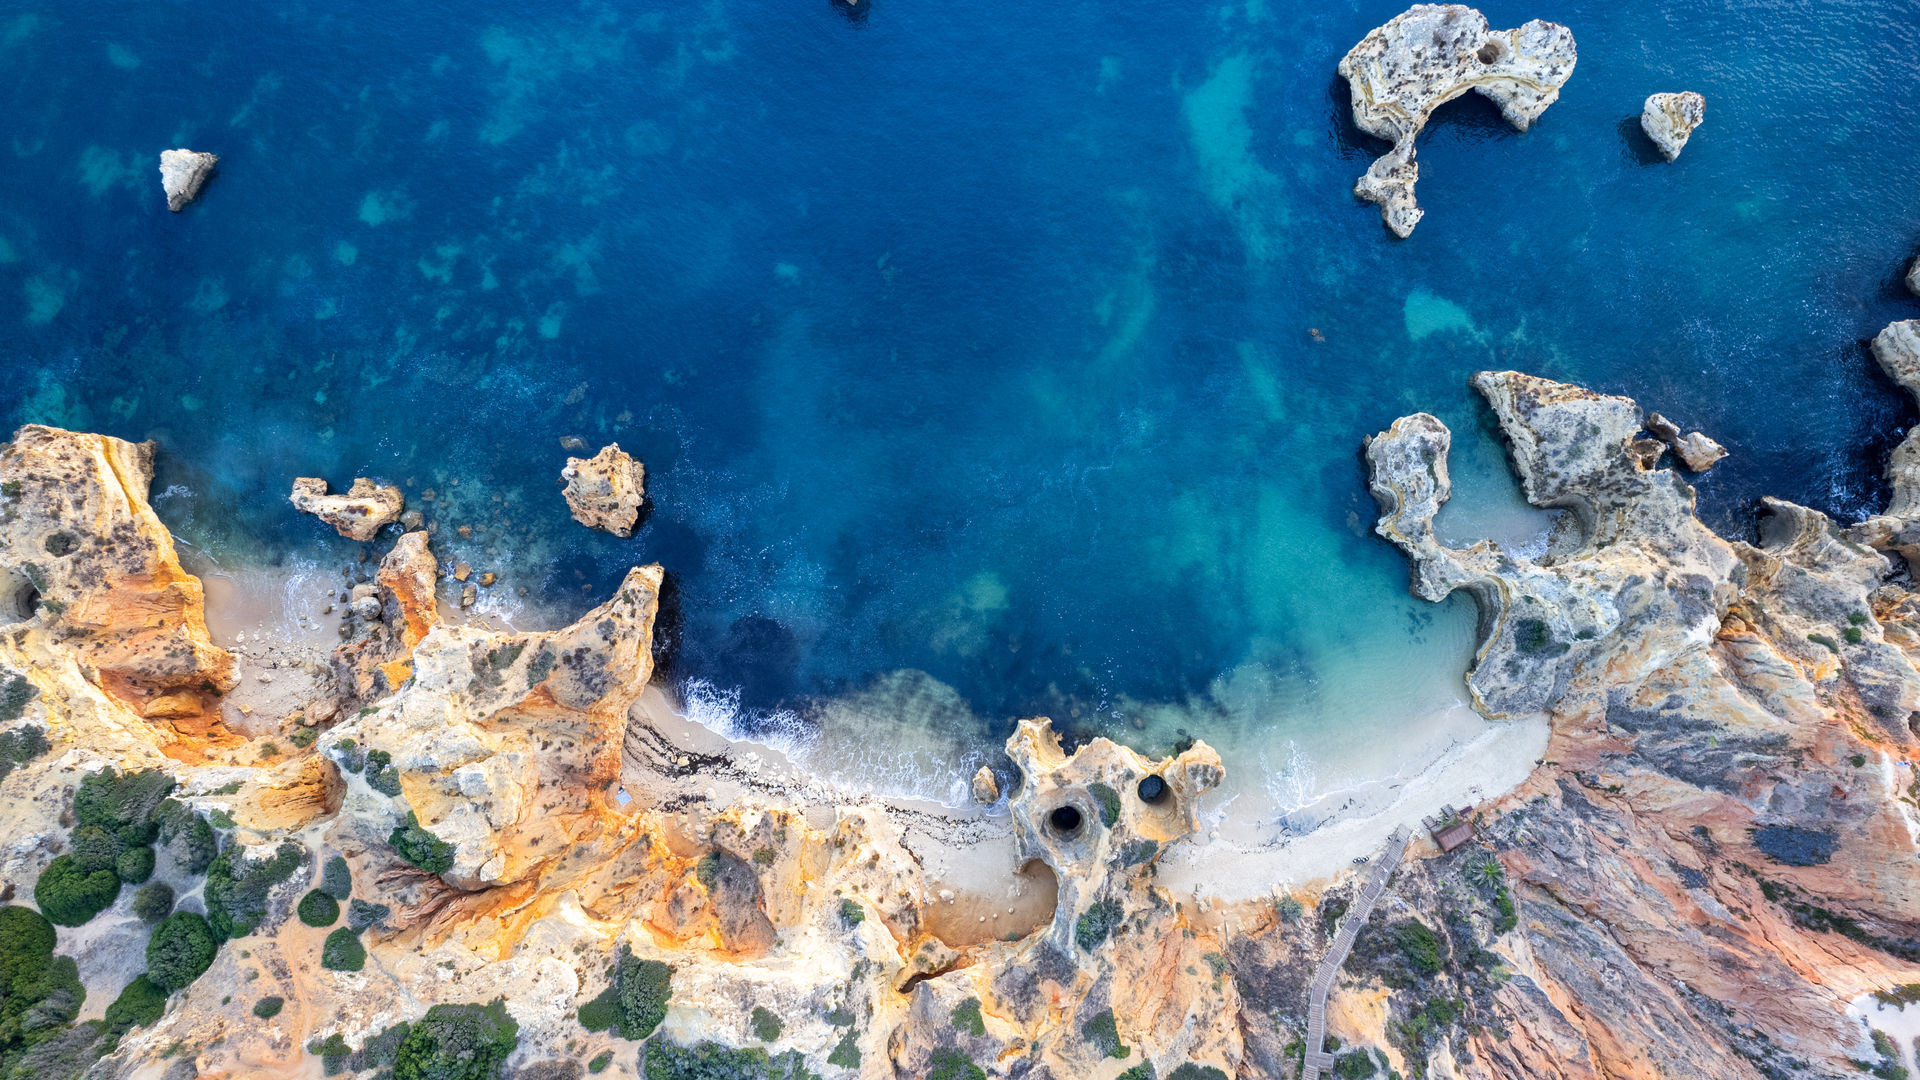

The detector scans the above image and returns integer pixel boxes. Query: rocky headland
[1338,5,1576,237]
[5,320,1920,1078]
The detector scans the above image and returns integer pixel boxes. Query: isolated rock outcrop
[328,529,440,708]
[157,148,217,211]
[561,443,646,537]
[1641,91,1706,161]
[1850,320,1920,568]
[1338,5,1577,236]
[1365,372,1738,716]
[1642,411,1727,471]
[289,476,404,541]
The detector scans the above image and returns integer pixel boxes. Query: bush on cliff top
[298,889,340,927]
[0,905,84,1050]
[154,799,217,876]
[320,928,366,972]
[389,815,455,875]
[641,1040,819,1080]
[320,855,353,900]
[145,912,217,991]
[392,999,518,1080]
[73,768,174,841]
[577,946,672,1041]
[33,856,119,927]
[131,882,174,923]
[203,840,306,940]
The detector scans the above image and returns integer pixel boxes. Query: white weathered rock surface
[157,148,217,212]
[1338,5,1576,236]
[1908,253,1920,296]
[1641,91,1705,161]
[1671,429,1727,471]
[560,443,646,537]
[289,476,404,541]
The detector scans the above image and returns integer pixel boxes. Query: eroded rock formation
[1640,91,1705,161]
[157,148,217,211]
[1338,5,1576,237]
[560,443,646,537]
[289,475,404,541]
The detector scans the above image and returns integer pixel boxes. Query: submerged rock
[1641,91,1706,161]
[561,443,646,537]
[970,764,998,804]
[288,476,404,541]
[1338,4,1576,237]
[157,148,217,211]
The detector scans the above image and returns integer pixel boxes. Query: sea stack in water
[1337,4,1576,237]
[1907,253,1920,297]
[1640,91,1705,161]
[289,476,404,541]
[561,443,647,537]
[157,148,217,211]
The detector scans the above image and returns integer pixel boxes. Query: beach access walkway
[1300,824,1412,1080]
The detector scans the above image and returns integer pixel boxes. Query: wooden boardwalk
[1300,825,1411,1080]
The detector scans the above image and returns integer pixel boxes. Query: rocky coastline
[4,315,1920,1080]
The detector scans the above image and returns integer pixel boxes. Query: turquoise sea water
[2,1,1918,799]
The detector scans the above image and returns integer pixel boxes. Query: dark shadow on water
[1616,115,1667,167]
[1419,90,1519,146]
[1325,73,1391,161]
[649,570,686,683]
[830,0,869,25]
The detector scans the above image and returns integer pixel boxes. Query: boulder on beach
[158,148,218,211]
[1337,4,1577,237]
[1641,91,1706,161]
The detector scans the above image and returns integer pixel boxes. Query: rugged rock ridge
[289,476,404,541]
[1640,91,1705,161]
[1338,5,1576,237]
[0,426,236,754]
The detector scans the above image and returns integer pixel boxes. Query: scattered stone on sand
[289,477,404,541]
[158,148,218,211]
[1337,4,1576,237]
[561,443,648,537]
[1641,91,1706,161]
[970,766,999,804]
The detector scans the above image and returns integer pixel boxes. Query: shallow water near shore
[1,0,1918,809]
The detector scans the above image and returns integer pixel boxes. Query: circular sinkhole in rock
[0,568,40,623]
[1047,805,1083,835]
[1475,41,1504,64]
[1137,774,1168,804]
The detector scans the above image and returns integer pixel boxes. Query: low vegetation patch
[389,815,455,875]
[577,946,673,1041]
[392,1000,519,1080]
[145,911,217,990]
[298,889,341,927]
[253,996,285,1019]
[321,928,367,972]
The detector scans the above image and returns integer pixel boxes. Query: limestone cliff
[1338,5,1576,237]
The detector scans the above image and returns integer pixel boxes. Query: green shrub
[926,1047,986,1080]
[115,845,155,885]
[204,840,306,939]
[951,997,985,1037]
[298,890,341,927]
[321,855,353,900]
[155,800,217,875]
[361,1022,413,1069]
[253,996,285,1019]
[588,1050,613,1073]
[1088,782,1122,827]
[321,928,366,972]
[750,1006,782,1042]
[0,905,84,1049]
[0,723,50,779]
[641,1041,816,1079]
[102,974,167,1037]
[390,815,455,875]
[310,1031,354,1076]
[1082,1008,1128,1058]
[1075,898,1123,951]
[1333,1048,1378,1078]
[366,751,405,797]
[1165,1067,1230,1080]
[349,898,392,931]
[839,898,865,927]
[1276,896,1304,922]
[132,882,175,923]
[1394,920,1443,976]
[73,768,174,838]
[1118,1065,1156,1080]
[827,1029,860,1069]
[68,827,121,874]
[393,999,519,1080]
[146,912,217,990]
[0,673,39,724]
[33,855,121,927]
[577,988,618,1034]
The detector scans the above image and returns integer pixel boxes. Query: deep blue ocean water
[3,0,1918,798]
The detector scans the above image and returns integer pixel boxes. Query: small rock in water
[460,583,477,608]
[401,510,425,531]
[454,562,472,582]
[1641,91,1706,161]
[970,766,999,804]
[561,444,647,537]
[559,435,588,452]
[158,148,218,211]
[457,524,473,539]
[1645,412,1682,443]
[479,572,496,587]
[1673,431,1727,472]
